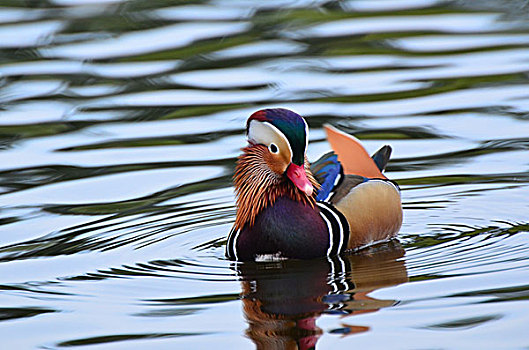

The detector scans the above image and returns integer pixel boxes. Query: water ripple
[1,0,529,348]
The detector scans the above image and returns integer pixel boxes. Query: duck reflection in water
[234,241,407,350]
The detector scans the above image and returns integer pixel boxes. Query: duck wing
[323,124,387,178]
[310,151,343,201]
[312,125,396,202]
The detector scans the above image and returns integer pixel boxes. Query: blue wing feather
[311,152,343,202]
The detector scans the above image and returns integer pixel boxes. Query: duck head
[246,108,313,196]
[234,108,319,229]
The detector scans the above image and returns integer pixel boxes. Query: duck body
[226,108,402,261]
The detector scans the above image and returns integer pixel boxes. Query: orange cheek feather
[264,152,289,175]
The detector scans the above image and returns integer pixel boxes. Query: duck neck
[233,145,318,231]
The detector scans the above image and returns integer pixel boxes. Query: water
[1,0,529,348]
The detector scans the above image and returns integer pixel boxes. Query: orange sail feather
[324,124,386,179]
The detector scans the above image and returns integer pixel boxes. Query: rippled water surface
[1,0,529,349]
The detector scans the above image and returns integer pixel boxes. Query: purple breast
[235,196,329,260]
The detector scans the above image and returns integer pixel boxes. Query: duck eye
[269,143,279,154]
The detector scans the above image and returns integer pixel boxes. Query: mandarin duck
[226,108,402,261]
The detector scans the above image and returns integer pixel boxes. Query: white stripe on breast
[318,207,334,256]
[318,202,344,255]
[232,229,241,261]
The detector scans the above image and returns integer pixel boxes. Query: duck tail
[371,145,392,172]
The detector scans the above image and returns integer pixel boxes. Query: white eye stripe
[248,120,293,162]
[263,121,293,157]
[247,119,309,159]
